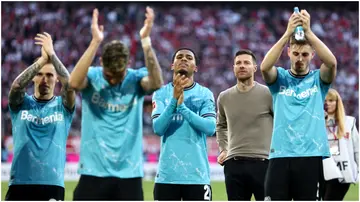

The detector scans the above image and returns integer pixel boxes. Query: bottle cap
[294,7,299,13]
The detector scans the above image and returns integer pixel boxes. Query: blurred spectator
[1,137,8,162]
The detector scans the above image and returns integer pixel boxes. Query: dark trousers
[73,175,143,200]
[323,179,350,200]
[224,157,269,201]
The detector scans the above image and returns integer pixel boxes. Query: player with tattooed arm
[5,32,76,201]
[69,7,164,200]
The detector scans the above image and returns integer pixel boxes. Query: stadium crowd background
[1,2,358,163]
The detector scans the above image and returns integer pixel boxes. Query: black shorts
[264,157,323,201]
[73,175,143,200]
[5,184,64,201]
[224,157,268,201]
[154,183,212,201]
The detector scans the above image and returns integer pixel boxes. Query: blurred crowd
[1,2,358,162]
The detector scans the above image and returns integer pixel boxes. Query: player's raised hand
[173,73,189,105]
[299,9,311,33]
[139,6,155,39]
[173,73,183,100]
[91,8,104,43]
[285,13,303,38]
[34,32,55,56]
[173,74,188,100]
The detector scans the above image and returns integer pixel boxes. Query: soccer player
[69,7,163,200]
[260,9,337,200]
[5,32,75,201]
[216,49,273,201]
[151,48,216,201]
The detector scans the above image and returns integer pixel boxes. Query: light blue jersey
[9,94,74,187]
[267,67,331,159]
[78,66,148,178]
[151,82,216,185]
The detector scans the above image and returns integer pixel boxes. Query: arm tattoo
[50,54,70,79]
[50,54,75,110]
[60,82,75,111]
[9,62,43,109]
[143,46,163,90]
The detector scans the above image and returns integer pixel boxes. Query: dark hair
[171,48,198,65]
[101,40,129,71]
[234,49,257,64]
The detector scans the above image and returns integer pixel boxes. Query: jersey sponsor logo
[279,85,318,99]
[20,110,64,125]
[91,92,137,112]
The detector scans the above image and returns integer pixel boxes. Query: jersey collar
[171,82,196,91]
[32,95,55,103]
[288,69,310,78]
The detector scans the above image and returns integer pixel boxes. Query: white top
[323,116,359,183]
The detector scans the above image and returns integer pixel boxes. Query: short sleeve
[135,67,149,81]
[8,93,31,115]
[200,89,216,118]
[87,66,99,84]
[316,70,331,98]
[151,89,165,119]
[267,67,286,94]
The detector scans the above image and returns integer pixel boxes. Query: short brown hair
[234,49,257,64]
[101,40,130,71]
[289,34,311,47]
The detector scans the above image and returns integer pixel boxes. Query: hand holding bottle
[293,7,305,41]
[285,9,303,39]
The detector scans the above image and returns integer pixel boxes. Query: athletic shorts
[73,174,143,200]
[5,184,64,201]
[264,156,323,201]
[154,183,212,201]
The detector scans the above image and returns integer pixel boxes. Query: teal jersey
[79,66,148,178]
[151,82,216,184]
[267,67,331,159]
[9,94,74,187]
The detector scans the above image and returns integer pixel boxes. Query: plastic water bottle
[293,7,305,41]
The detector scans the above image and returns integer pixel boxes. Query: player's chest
[19,105,65,126]
[91,82,138,104]
[278,77,320,101]
[283,75,318,91]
